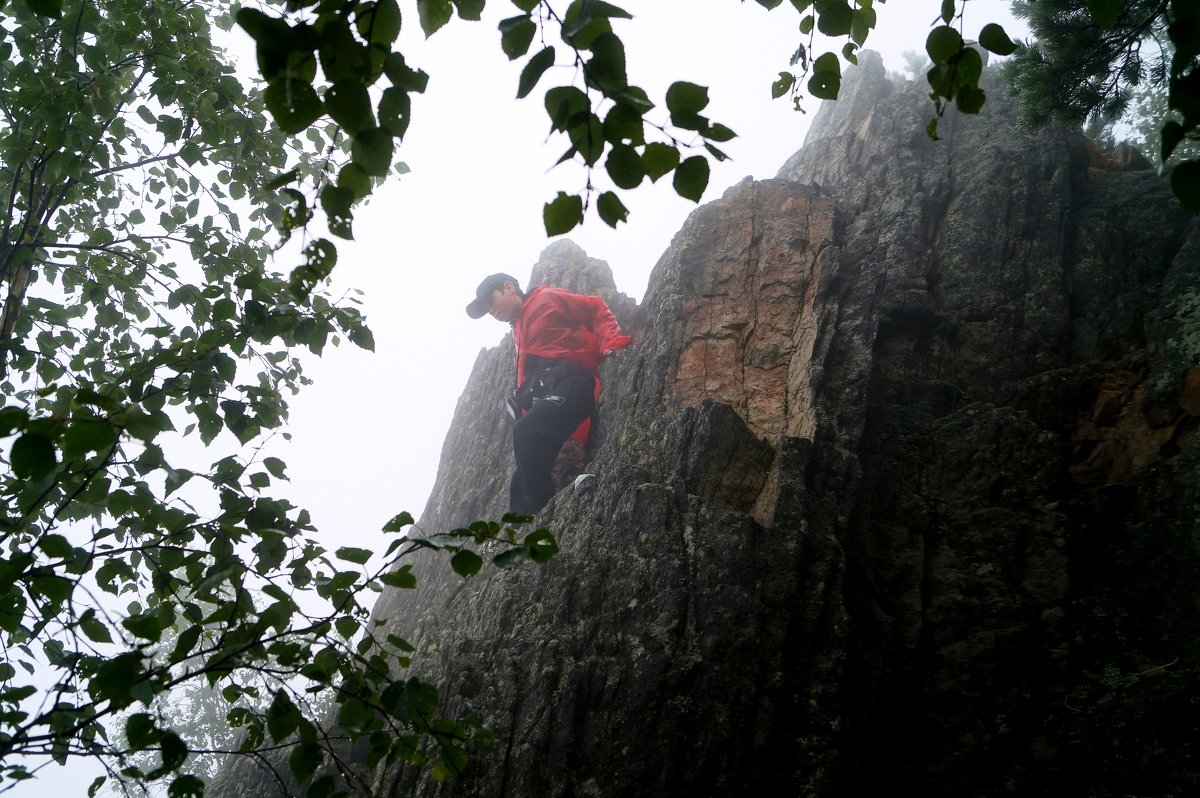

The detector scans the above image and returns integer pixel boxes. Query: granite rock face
[215,52,1200,797]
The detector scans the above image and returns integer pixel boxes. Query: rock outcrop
[215,52,1200,797]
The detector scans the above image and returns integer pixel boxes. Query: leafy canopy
[0,0,556,794]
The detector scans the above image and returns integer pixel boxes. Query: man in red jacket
[467,273,632,515]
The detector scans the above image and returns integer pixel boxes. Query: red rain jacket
[512,286,632,443]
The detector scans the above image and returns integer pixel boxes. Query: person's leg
[509,467,531,516]
[509,374,594,514]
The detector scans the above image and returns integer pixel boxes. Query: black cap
[466,273,521,319]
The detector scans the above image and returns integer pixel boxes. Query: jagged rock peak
[526,238,637,329]
[528,238,614,294]
[795,48,891,152]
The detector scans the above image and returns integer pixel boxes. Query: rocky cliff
[216,52,1200,796]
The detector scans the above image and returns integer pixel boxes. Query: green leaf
[307,776,337,798]
[665,81,709,118]
[11,433,56,479]
[80,612,114,644]
[545,85,589,131]
[511,0,539,10]
[815,0,852,36]
[30,570,71,603]
[524,529,559,563]
[1171,16,1200,60]
[336,617,360,639]
[387,634,416,653]
[125,714,158,750]
[940,0,955,24]
[122,612,163,643]
[171,625,201,662]
[60,418,118,459]
[1170,159,1200,214]
[493,546,530,569]
[380,566,417,589]
[1085,0,1120,29]
[37,534,73,559]
[1171,70,1200,124]
[926,117,940,141]
[418,0,453,37]
[26,0,63,18]
[450,549,483,578]
[382,511,415,531]
[1162,120,1186,162]
[454,0,485,19]
[347,320,376,352]
[642,142,680,182]
[325,81,375,134]
[568,112,606,165]
[153,732,189,777]
[561,1,615,45]
[597,191,629,228]
[164,468,193,497]
[168,775,205,798]
[80,611,114,643]
[926,25,963,64]
[602,101,644,144]
[954,46,984,88]
[268,690,300,743]
[264,81,323,135]
[351,127,395,176]
[499,15,537,60]
[585,0,632,20]
[338,163,374,200]
[518,46,555,98]
[978,22,1017,56]
[955,85,986,114]
[672,155,709,202]
[851,6,876,46]
[266,168,301,191]
[604,144,644,189]
[615,85,654,112]
[0,406,28,436]
[291,239,339,298]
[263,457,288,479]
[586,32,627,91]
[336,547,373,565]
[808,53,842,100]
[771,71,795,99]
[800,13,814,34]
[236,7,292,48]
[926,62,954,97]
[543,192,584,235]
[384,53,430,93]
[755,0,784,7]
[321,185,356,240]
[356,0,403,45]
[1,685,36,703]
[118,407,175,442]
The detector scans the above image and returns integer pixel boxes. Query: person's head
[466,273,525,323]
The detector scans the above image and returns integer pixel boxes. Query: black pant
[509,362,595,515]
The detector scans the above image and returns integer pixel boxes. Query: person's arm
[575,293,631,354]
